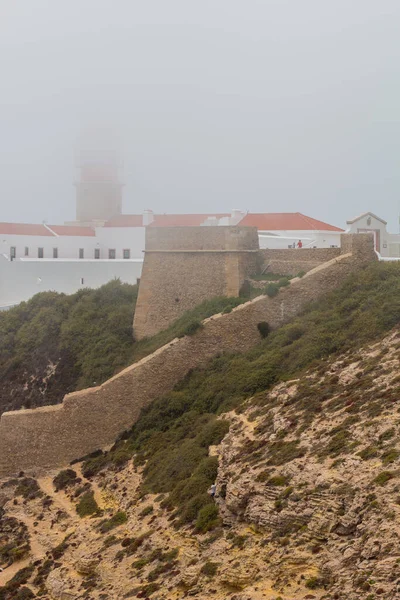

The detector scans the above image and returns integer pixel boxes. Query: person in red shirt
[297,240,303,248]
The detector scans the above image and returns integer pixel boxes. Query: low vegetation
[76,490,99,518]
[0,280,247,414]
[82,262,400,528]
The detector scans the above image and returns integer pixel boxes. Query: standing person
[297,240,303,248]
[210,483,216,499]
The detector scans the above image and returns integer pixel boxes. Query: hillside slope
[0,281,244,416]
[0,262,400,599]
[0,280,138,414]
[1,329,400,599]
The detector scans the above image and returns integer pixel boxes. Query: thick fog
[1,0,399,230]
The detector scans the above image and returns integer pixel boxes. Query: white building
[346,212,400,258]
[0,160,351,308]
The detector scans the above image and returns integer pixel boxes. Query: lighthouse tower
[75,162,123,224]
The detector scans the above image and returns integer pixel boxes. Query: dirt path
[0,556,31,586]
[38,476,77,519]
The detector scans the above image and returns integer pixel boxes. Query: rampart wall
[133,227,260,339]
[0,234,376,477]
[259,247,341,276]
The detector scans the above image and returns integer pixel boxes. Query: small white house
[346,212,400,258]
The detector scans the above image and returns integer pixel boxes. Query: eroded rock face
[180,565,200,587]
[46,568,76,600]
[1,330,400,600]
[220,562,258,589]
[75,556,99,575]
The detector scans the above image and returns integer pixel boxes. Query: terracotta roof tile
[0,223,53,236]
[48,225,95,236]
[238,212,343,232]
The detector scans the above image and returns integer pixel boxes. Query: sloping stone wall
[0,234,376,476]
[259,247,341,276]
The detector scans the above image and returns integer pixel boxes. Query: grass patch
[76,491,99,518]
[374,471,395,486]
[98,511,128,533]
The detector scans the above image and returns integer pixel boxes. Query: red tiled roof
[0,223,53,236]
[151,214,229,227]
[104,215,144,227]
[48,225,95,236]
[239,212,344,232]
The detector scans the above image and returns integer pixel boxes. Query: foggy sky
[1,0,399,230]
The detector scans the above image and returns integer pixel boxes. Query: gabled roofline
[346,212,387,226]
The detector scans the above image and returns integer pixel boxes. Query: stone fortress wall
[0,233,376,477]
[259,247,342,276]
[133,226,260,339]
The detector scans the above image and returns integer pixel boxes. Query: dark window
[24,246,29,256]
[10,247,16,261]
[53,247,58,259]
[94,248,100,259]
[80,277,84,285]
[108,249,116,259]
[79,248,84,259]
[123,248,130,259]
[38,247,44,258]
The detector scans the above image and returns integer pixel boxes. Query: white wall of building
[0,234,97,260]
[0,227,146,262]
[94,226,146,259]
[258,230,341,249]
[346,213,400,257]
[0,256,143,307]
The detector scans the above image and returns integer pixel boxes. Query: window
[24,247,29,256]
[123,249,131,259]
[79,248,84,259]
[53,247,58,259]
[108,249,116,259]
[80,277,84,285]
[94,248,100,259]
[38,248,44,258]
[10,247,16,261]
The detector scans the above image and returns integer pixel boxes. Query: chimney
[230,209,244,225]
[143,209,154,226]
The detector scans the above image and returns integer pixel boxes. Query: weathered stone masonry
[259,247,341,276]
[133,226,260,340]
[0,234,376,476]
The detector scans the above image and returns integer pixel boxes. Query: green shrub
[381,449,400,465]
[53,469,78,491]
[99,511,128,533]
[200,561,220,577]
[76,491,99,518]
[305,576,324,589]
[195,503,220,533]
[139,505,154,517]
[267,475,290,486]
[264,283,280,298]
[181,320,203,337]
[374,471,395,486]
[8,565,34,586]
[278,278,290,287]
[358,446,379,460]
[257,322,270,339]
[14,478,42,500]
[132,557,149,570]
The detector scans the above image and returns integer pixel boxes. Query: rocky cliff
[1,327,400,600]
